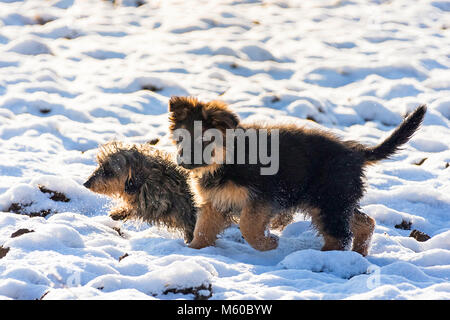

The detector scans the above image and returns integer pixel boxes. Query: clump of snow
[410,138,448,153]
[88,259,215,296]
[116,0,145,7]
[83,50,126,60]
[1,13,35,26]
[278,249,371,279]
[364,204,427,230]
[351,98,402,126]
[286,99,329,124]
[0,176,109,217]
[50,0,74,10]
[432,99,450,120]
[241,45,277,62]
[4,223,85,250]
[33,25,82,40]
[422,231,450,251]
[7,38,52,55]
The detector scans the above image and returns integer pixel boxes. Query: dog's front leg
[189,202,229,249]
[240,203,279,251]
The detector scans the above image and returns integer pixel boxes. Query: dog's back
[126,147,197,243]
[216,105,426,212]
[199,123,364,212]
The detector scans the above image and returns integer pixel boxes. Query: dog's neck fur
[190,164,249,214]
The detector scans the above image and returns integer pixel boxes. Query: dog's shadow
[213,220,323,266]
[126,219,323,267]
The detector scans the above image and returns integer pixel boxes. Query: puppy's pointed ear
[168,97,198,130]
[169,96,197,113]
[203,101,239,130]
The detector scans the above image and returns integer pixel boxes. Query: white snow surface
[0,0,449,300]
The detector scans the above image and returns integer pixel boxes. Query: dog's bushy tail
[362,104,427,164]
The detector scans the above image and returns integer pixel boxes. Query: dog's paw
[109,209,130,221]
[248,234,279,251]
[188,238,213,249]
[263,234,279,251]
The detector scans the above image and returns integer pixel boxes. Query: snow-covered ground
[0,0,449,300]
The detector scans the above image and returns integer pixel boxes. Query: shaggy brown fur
[83,141,197,243]
[168,96,426,255]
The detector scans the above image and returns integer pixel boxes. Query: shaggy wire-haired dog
[168,96,426,256]
[83,141,197,243]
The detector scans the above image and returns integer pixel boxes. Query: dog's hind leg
[189,202,229,249]
[270,210,295,231]
[309,162,365,252]
[309,206,353,252]
[350,209,375,256]
[240,203,279,251]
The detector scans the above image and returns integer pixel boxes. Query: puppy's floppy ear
[203,100,239,130]
[125,172,143,194]
[125,147,147,194]
[124,164,145,195]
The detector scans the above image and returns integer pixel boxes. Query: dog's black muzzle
[83,172,99,189]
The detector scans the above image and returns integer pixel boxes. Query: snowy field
[0,0,449,300]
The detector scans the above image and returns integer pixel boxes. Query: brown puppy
[168,96,426,255]
[83,141,197,243]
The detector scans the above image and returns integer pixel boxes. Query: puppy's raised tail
[361,104,427,164]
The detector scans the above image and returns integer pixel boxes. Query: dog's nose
[83,180,92,189]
